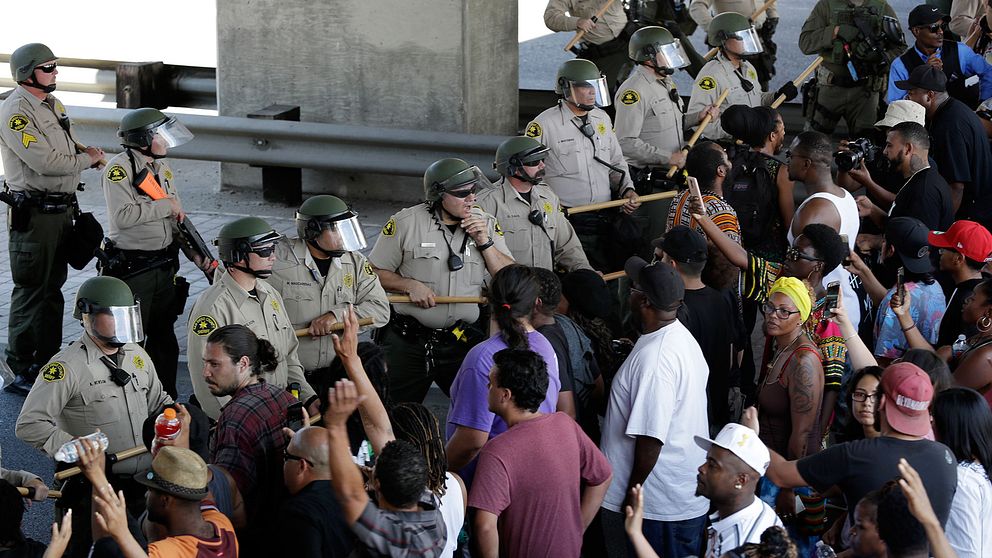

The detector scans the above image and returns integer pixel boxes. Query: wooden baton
[564,0,618,52]
[295,317,375,338]
[566,190,678,215]
[602,270,626,281]
[387,295,487,304]
[17,487,62,499]
[54,446,148,481]
[770,56,823,109]
[666,88,732,178]
[74,141,107,167]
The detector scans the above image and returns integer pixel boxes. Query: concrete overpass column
[217,1,518,203]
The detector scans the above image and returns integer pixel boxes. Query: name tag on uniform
[421,242,436,248]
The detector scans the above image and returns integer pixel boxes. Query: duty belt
[390,313,466,342]
[20,190,76,213]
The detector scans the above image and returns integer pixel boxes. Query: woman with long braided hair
[391,403,466,558]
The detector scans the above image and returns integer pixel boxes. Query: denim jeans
[601,507,707,558]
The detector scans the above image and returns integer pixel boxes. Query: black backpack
[724,148,782,252]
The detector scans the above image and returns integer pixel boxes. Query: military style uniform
[0,86,91,381]
[690,0,780,87]
[15,333,172,475]
[475,178,592,272]
[688,51,775,141]
[368,204,511,403]
[545,0,632,88]
[526,103,635,271]
[101,150,185,398]
[799,0,904,134]
[186,270,315,419]
[268,237,391,371]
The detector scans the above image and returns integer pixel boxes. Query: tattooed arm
[787,349,824,460]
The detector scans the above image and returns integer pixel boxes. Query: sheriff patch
[525,122,542,138]
[596,122,607,135]
[382,218,396,237]
[133,355,145,370]
[43,362,66,382]
[270,298,281,312]
[107,165,127,183]
[343,273,354,288]
[697,76,717,91]
[8,114,28,132]
[192,315,218,336]
[620,90,640,105]
[163,169,173,182]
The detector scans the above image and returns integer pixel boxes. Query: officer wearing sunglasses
[368,158,514,403]
[0,43,107,395]
[185,216,318,420]
[885,4,992,107]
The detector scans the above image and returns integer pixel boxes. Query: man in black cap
[887,4,992,108]
[654,226,742,432]
[599,258,710,558]
[898,64,992,228]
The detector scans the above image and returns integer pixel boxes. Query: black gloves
[776,82,799,101]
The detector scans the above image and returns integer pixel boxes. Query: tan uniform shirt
[474,179,592,272]
[950,0,983,38]
[186,270,315,420]
[689,0,777,30]
[368,204,511,329]
[613,65,707,168]
[525,103,635,208]
[544,0,628,45]
[15,334,172,475]
[687,51,775,140]
[102,149,180,251]
[268,237,391,371]
[0,443,42,486]
[0,87,91,193]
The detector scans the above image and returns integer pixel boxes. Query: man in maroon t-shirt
[469,349,613,558]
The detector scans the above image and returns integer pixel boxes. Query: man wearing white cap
[695,423,782,558]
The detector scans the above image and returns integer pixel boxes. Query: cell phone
[896,266,906,300]
[287,401,304,431]
[795,495,806,514]
[839,234,849,247]
[686,176,705,214]
[824,281,840,317]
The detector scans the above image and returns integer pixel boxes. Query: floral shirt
[874,281,945,360]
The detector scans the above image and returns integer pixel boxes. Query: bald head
[292,426,331,473]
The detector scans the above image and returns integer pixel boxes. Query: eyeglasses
[283,449,312,466]
[785,149,810,162]
[761,301,801,320]
[250,245,276,258]
[918,23,946,33]
[36,63,57,74]
[851,390,879,403]
[785,246,824,263]
[444,184,480,198]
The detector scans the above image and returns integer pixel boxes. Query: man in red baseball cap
[929,220,992,346]
[751,363,958,530]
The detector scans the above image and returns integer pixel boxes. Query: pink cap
[881,363,933,437]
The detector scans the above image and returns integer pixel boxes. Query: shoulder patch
[381,218,396,237]
[43,362,66,382]
[363,261,375,276]
[191,315,218,336]
[107,165,127,183]
[8,114,29,132]
[132,355,145,370]
[697,76,717,91]
[620,89,640,105]
[525,121,542,138]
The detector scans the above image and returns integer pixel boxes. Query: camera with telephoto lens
[834,138,880,172]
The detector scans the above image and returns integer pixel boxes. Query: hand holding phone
[896,266,906,301]
[287,401,304,431]
[686,176,706,217]
[824,281,840,318]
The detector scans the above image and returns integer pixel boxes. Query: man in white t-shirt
[695,423,782,558]
[599,257,711,558]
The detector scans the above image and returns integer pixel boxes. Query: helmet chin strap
[646,61,675,76]
[511,169,542,185]
[307,239,345,259]
[22,78,56,94]
[566,97,596,112]
[134,145,166,160]
[230,263,272,279]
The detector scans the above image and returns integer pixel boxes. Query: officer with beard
[475,136,592,272]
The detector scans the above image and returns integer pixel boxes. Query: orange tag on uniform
[134,168,167,200]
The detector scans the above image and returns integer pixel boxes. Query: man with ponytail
[204,324,299,556]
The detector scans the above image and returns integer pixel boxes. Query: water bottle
[151,408,182,456]
[952,334,969,360]
[815,541,837,558]
[54,431,109,463]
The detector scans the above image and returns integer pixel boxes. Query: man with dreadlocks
[392,403,467,558]
[369,158,514,404]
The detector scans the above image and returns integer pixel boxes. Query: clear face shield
[725,27,764,55]
[438,165,494,197]
[152,117,194,148]
[83,303,144,346]
[564,77,612,109]
[314,214,367,252]
[653,40,690,70]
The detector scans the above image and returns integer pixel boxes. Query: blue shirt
[874,281,946,360]
[887,42,992,104]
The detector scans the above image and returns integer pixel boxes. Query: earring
[979,314,992,333]
[734,483,743,490]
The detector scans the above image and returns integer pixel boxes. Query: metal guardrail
[69,106,504,177]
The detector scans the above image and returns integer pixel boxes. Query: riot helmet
[74,276,144,348]
[555,59,611,110]
[10,43,58,93]
[215,217,282,278]
[708,12,764,55]
[494,136,550,184]
[119,108,194,158]
[628,26,690,71]
[296,195,366,257]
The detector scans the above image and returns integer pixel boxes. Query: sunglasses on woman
[785,246,824,263]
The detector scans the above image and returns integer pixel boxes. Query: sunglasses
[918,23,946,33]
[36,63,57,74]
[445,184,480,198]
[761,301,801,320]
[250,245,276,258]
[785,246,824,263]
